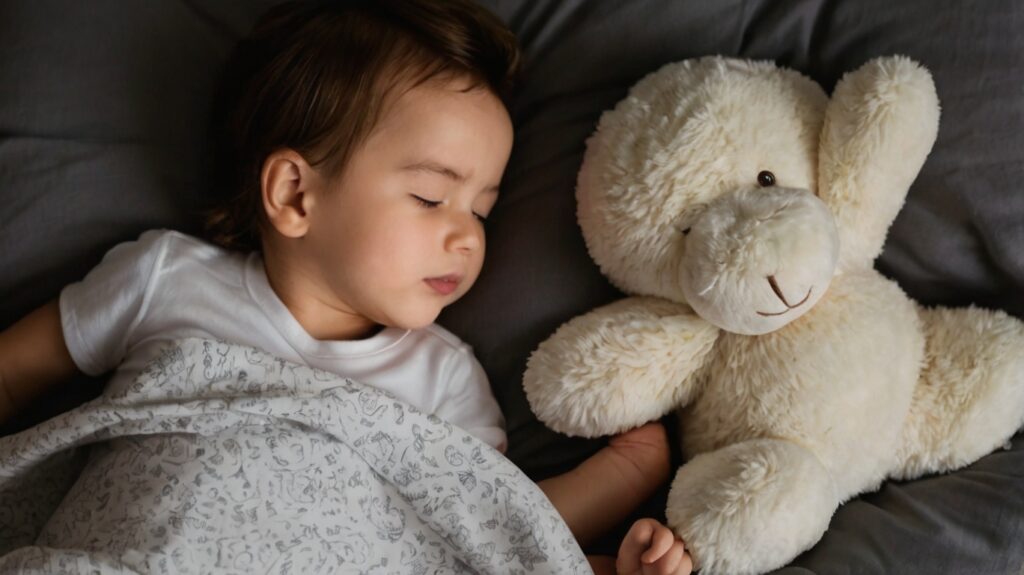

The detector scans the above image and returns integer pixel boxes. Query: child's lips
[424,275,462,295]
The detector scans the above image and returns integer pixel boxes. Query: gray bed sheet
[1,1,1021,573]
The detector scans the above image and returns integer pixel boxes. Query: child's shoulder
[114,229,240,265]
[96,229,247,287]
[133,229,227,255]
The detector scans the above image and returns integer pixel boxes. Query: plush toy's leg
[894,306,1024,480]
[665,439,837,575]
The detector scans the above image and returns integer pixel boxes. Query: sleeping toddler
[0,1,690,573]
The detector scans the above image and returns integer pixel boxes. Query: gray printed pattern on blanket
[0,339,589,574]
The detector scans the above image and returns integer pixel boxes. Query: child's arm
[537,422,672,548]
[0,300,80,423]
[539,422,694,574]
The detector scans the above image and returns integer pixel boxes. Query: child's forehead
[369,78,509,144]
[345,78,512,185]
[383,74,491,117]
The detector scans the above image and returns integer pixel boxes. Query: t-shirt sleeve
[433,345,507,452]
[59,229,170,376]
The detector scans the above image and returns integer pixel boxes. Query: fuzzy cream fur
[522,56,1024,575]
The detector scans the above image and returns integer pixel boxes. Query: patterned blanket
[0,338,588,574]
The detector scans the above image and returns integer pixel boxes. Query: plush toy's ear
[818,56,940,272]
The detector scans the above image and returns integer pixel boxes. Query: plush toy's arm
[523,296,719,438]
[819,56,940,272]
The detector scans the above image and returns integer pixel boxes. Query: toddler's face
[304,76,513,330]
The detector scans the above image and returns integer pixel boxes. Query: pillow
[1,1,270,317]
[0,1,279,427]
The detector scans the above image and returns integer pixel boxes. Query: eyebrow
[402,160,500,194]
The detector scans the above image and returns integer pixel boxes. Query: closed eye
[411,194,441,208]
[414,194,488,224]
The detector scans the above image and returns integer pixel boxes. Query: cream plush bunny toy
[523,56,1024,575]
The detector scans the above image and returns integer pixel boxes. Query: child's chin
[390,310,441,331]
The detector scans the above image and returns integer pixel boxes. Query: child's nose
[445,212,482,253]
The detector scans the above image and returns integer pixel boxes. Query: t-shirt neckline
[244,253,410,359]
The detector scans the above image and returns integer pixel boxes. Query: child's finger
[617,519,657,572]
[651,541,686,575]
[676,551,694,575]
[640,525,676,564]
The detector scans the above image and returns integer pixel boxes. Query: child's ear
[260,148,319,238]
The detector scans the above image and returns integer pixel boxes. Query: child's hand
[616,518,693,575]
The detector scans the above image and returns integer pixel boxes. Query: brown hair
[204,0,520,252]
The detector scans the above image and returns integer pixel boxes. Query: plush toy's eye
[757,170,776,187]
[681,227,691,236]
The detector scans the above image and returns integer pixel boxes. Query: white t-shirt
[59,230,506,450]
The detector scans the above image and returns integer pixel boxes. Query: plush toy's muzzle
[679,186,839,335]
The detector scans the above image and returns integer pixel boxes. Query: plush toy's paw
[523,296,718,437]
[666,439,838,575]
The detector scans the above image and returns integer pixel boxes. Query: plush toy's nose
[679,186,839,335]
